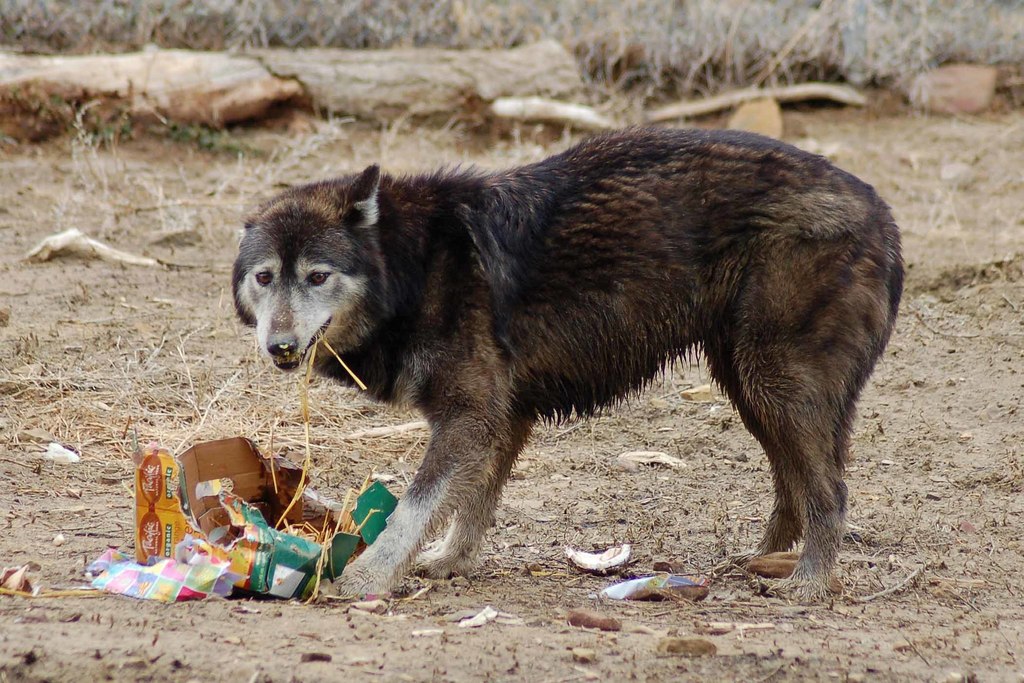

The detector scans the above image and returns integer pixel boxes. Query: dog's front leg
[334,413,502,597]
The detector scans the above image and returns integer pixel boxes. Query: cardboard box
[133,437,397,599]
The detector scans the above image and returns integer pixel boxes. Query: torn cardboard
[131,437,397,599]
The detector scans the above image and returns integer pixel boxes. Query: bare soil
[1,109,1023,682]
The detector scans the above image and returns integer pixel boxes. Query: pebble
[656,637,717,657]
[910,64,997,115]
[567,608,622,632]
[727,98,783,138]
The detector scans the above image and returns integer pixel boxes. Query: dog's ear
[346,164,381,227]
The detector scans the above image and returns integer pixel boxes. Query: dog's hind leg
[706,239,896,601]
[417,418,532,579]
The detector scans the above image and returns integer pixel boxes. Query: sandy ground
[1,107,1023,682]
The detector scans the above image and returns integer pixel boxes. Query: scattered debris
[655,637,717,657]
[42,442,80,464]
[617,451,686,469]
[565,544,631,574]
[97,438,400,601]
[25,228,160,267]
[566,608,622,632]
[745,552,800,579]
[490,97,615,131]
[646,82,866,123]
[600,573,709,601]
[349,599,388,614]
[726,98,783,139]
[571,647,598,664]
[680,384,715,402]
[1,565,35,594]
[909,64,997,115]
[457,606,523,628]
[300,652,333,663]
[458,605,499,628]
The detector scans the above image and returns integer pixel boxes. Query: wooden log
[646,82,867,123]
[255,40,583,120]
[1,42,584,141]
[0,49,303,137]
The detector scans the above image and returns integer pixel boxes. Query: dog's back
[468,129,902,425]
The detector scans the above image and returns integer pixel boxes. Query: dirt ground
[1,106,1023,682]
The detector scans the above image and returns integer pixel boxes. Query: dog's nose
[267,338,298,357]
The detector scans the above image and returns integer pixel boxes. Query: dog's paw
[333,560,396,599]
[416,551,477,580]
[760,572,842,602]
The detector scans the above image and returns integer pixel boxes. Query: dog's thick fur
[233,127,903,600]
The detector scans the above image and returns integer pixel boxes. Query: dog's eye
[308,272,330,286]
[254,272,273,286]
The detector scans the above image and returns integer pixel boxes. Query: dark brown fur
[233,127,904,599]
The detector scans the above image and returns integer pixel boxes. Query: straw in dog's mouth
[271,319,331,371]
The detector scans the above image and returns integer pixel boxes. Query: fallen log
[255,40,582,121]
[0,49,303,140]
[646,82,867,123]
[1,41,584,141]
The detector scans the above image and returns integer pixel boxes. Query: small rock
[680,384,715,403]
[724,451,749,463]
[958,521,977,534]
[910,64,998,115]
[300,653,332,663]
[656,637,717,657]
[52,533,66,547]
[727,98,783,138]
[925,492,942,501]
[571,647,597,664]
[940,162,975,187]
[566,608,622,632]
[957,431,974,443]
[0,306,9,327]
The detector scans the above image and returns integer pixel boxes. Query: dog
[233,127,903,600]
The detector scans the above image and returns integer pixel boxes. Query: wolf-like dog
[233,127,903,600]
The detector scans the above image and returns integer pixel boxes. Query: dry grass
[2,0,1021,98]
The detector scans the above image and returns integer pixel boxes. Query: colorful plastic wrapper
[88,543,240,601]
[599,573,709,600]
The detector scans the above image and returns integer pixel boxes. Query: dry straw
[2,0,1020,97]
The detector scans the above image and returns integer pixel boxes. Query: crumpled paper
[599,573,709,601]
[88,537,241,602]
